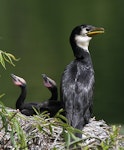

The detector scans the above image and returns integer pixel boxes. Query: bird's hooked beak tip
[11,73,15,79]
[11,73,17,82]
[87,27,104,36]
[42,74,48,82]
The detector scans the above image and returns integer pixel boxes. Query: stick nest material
[0,107,124,150]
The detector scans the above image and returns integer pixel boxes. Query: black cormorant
[60,24,104,138]
[11,74,38,116]
[42,74,58,100]
[39,74,63,117]
[11,73,63,117]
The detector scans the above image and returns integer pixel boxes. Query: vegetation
[0,104,124,150]
[0,50,19,69]
[0,50,124,149]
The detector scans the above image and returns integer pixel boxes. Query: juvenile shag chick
[11,74,61,116]
[42,74,58,100]
[11,74,38,116]
[60,24,104,138]
[39,74,63,117]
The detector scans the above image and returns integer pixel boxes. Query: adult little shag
[60,24,104,138]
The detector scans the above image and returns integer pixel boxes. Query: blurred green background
[0,1,124,124]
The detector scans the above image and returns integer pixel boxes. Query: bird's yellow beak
[87,27,104,36]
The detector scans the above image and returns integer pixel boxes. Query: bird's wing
[61,61,94,128]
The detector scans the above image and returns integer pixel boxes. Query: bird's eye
[86,28,90,31]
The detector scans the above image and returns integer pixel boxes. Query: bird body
[11,73,61,116]
[11,73,62,116]
[61,24,104,138]
[39,100,62,117]
[61,57,94,128]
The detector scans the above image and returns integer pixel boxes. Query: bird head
[70,24,104,52]
[42,74,56,89]
[11,74,26,87]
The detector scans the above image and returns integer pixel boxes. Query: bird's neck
[48,86,58,100]
[70,34,92,58]
[16,86,27,109]
[72,44,90,60]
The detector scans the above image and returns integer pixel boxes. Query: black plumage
[39,74,63,117]
[11,73,62,116]
[11,74,38,116]
[60,24,104,138]
[11,73,60,116]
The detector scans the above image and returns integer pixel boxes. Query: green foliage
[0,50,19,69]
[0,50,124,149]
[0,104,124,149]
[0,50,19,97]
[0,105,82,149]
[100,125,124,150]
[0,93,5,98]
[0,50,25,149]
[55,109,83,149]
[0,103,28,150]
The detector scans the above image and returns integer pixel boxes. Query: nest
[0,107,123,150]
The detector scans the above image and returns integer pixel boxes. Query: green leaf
[0,53,6,69]
[49,124,53,134]
[0,93,5,98]
[0,50,19,69]
[64,131,71,149]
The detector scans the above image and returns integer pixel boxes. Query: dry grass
[0,104,124,150]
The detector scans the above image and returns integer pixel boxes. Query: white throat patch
[75,35,92,52]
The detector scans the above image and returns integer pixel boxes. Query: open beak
[87,27,104,36]
[42,74,48,82]
[11,74,17,81]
